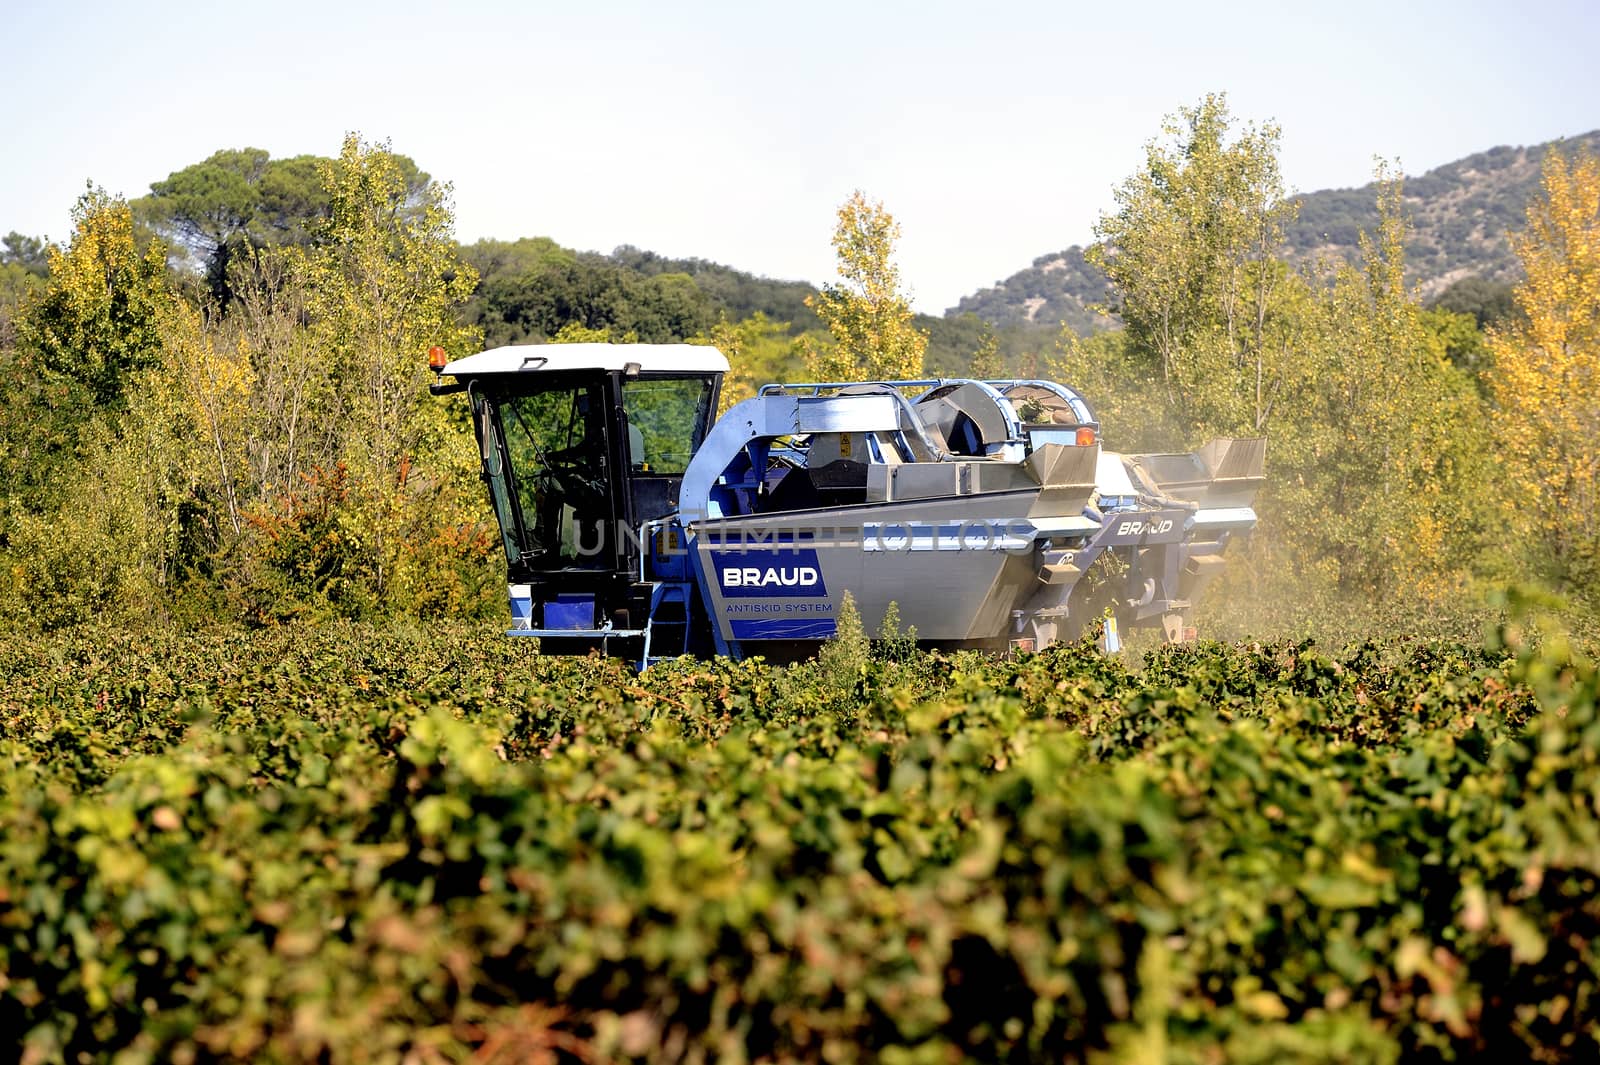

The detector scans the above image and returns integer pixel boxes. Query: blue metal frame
[684,528,736,661]
[506,627,648,639]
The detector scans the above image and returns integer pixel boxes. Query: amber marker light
[1076,427,1098,446]
[428,346,448,373]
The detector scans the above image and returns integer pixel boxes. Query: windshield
[476,372,719,572]
[494,379,612,568]
[622,376,715,474]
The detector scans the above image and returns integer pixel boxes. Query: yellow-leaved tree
[163,299,254,539]
[6,191,260,626]
[302,134,484,611]
[1491,146,1600,595]
[18,186,173,410]
[4,189,188,626]
[801,191,927,382]
[698,312,803,414]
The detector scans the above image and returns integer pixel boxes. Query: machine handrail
[757,382,961,462]
[756,376,1086,396]
[990,379,1098,426]
[756,378,1036,457]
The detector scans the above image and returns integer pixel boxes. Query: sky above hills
[4,0,1598,313]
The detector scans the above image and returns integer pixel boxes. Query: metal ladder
[641,583,694,667]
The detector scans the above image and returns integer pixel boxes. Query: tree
[2,232,49,273]
[1429,275,1516,329]
[1087,94,1299,442]
[0,234,48,352]
[163,298,253,539]
[471,255,714,347]
[609,244,819,329]
[0,239,70,546]
[18,186,173,408]
[0,139,500,626]
[460,236,574,286]
[141,148,273,261]
[695,312,806,414]
[222,245,338,499]
[921,311,1046,377]
[1489,146,1600,595]
[1419,306,1491,380]
[630,271,716,342]
[1265,171,1495,600]
[137,147,429,303]
[303,133,481,606]
[969,322,1002,379]
[5,199,245,626]
[801,191,927,382]
[1049,324,1175,451]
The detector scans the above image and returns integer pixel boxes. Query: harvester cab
[433,343,1264,667]
[433,343,725,662]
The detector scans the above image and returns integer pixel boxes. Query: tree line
[1065,96,1598,621]
[0,100,1595,632]
[0,138,485,626]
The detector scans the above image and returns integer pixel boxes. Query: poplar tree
[304,134,481,605]
[1490,147,1600,594]
[1262,172,1495,600]
[969,326,1002,379]
[1087,94,1298,442]
[801,191,927,383]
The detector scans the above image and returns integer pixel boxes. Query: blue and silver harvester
[430,343,1263,666]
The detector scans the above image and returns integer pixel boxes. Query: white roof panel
[443,343,729,377]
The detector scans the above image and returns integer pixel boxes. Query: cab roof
[442,343,730,377]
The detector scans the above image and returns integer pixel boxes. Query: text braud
[721,565,821,589]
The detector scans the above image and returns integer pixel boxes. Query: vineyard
[2,612,1599,1063]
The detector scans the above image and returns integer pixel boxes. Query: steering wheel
[560,466,606,497]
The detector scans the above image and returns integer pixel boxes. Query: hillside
[946,247,1115,334]
[459,237,1041,377]
[13,131,1591,379]
[950,129,1600,328]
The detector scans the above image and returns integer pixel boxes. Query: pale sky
[4,0,1597,313]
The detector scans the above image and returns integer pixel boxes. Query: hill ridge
[948,129,1600,329]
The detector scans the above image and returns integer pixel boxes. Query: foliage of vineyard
[4,611,1600,1063]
